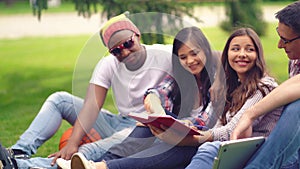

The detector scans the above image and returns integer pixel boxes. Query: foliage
[79,0,200,44]
[221,0,267,36]
[30,0,198,44]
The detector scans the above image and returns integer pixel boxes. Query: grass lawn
[0,35,86,156]
[0,22,289,158]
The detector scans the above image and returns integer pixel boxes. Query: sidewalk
[0,12,102,39]
[0,6,283,39]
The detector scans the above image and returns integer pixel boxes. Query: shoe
[56,158,71,169]
[6,148,30,160]
[70,153,96,169]
[0,143,18,169]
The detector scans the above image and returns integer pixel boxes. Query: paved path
[0,12,102,39]
[0,5,284,39]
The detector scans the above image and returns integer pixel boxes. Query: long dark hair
[171,26,216,118]
[221,27,272,124]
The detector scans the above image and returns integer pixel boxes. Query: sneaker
[6,148,30,160]
[70,153,96,169]
[0,143,18,169]
[56,158,71,169]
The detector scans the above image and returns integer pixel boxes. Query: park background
[0,0,296,158]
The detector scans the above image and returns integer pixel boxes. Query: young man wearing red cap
[0,13,173,169]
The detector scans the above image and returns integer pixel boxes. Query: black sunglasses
[276,27,300,44]
[109,34,135,56]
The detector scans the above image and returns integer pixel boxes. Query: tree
[33,0,199,44]
[221,0,267,36]
[32,0,269,39]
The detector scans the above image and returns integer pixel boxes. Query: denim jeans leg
[245,99,300,169]
[105,126,156,159]
[106,141,198,169]
[16,157,57,169]
[12,92,83,156]
[78,112,136,161]
[185,141,220,169]
[13,93,137,168]
[280,152,299,169]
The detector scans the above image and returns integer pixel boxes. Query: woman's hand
[230,112,253,140]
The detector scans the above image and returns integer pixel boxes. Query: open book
[128,112,202,136]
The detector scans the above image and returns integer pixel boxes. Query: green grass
[0,35,84,156]
[0,34,117,157]
[0,22,289,158]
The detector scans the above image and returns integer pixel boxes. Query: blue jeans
[185,141,220,169]
[245,99,300,169]
[98,112,199,169]
[100,126,156,161]
[13,92,136,168]
[105,140,198,169]
[186,99,300,169]
[100,110,179,161]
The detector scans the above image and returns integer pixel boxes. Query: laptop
[212,136,265,169]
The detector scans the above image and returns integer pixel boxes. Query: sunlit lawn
[0,22,289,158]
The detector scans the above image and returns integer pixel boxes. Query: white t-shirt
[90,44,173,116]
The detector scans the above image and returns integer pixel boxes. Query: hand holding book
[148,123,212,146]
[128,112,202,136]
[133,92,204,136]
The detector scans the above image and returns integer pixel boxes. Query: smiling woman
[185,27,283,169]
[227,35,257,82]
[178,41,207,78]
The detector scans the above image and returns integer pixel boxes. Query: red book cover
[128,112,201,136]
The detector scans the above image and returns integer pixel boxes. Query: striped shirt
[211,76,283,141]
